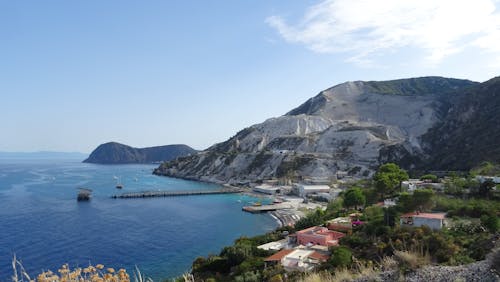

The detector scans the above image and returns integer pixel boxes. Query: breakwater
[112,188,244,199]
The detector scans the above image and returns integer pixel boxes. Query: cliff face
[420,77,500,170]
[154,77,478,183]
[83,142,196,164]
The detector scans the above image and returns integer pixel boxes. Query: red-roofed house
[296,226,345,247]
[400,212,446,230]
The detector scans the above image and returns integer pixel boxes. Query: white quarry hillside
[154,77,477,183]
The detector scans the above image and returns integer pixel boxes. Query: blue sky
[2,0,500,153]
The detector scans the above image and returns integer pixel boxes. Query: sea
[0,159,278,281]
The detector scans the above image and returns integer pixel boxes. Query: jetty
[112,187,243,199]
[242,203,293,213]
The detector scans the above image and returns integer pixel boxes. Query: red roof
[400,212,446,219]
[308,251,329,262]
[264,249,294,262]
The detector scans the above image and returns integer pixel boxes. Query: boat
[77,188,92,201]
[116,177,123,189]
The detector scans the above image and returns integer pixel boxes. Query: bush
[481,214,499,233]
[329,247,353,268]
[393,250,430,270]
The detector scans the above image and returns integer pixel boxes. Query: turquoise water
[0,160,277,281]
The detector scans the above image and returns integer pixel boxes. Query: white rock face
[155,77,476,182]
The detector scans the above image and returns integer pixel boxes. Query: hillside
[83,142,196,164]
[419,77,500,170]
[154,77,478,183]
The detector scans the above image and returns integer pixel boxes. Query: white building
[294,184,331,197]
[400,212,446,230]
[257,239,288,251]
[253,184,281,195]
[401,179,424,191]
[476,175,500,184]
[401,179,444,192]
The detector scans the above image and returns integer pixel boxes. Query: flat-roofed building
[400,212,446,230]
[296,226,345,247]
[294,184,331,197]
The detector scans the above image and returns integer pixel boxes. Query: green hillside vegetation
[363,76,477,96]
[188,163,499,281]
[422,77,500,170]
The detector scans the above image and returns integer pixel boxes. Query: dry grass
[393,249,431,270]
[10,255,158,282]
[380,256,398,271]
[299,261,380,282]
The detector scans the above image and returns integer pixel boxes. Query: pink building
[296,226,345,247]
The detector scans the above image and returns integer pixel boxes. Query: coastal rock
[154,76,480,182]
[83,142,196,164]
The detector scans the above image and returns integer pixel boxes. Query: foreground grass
[11,255,161,282]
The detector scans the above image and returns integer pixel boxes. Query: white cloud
[267,0,500,66]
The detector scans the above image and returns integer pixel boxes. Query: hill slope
[83,142,196,164]
[154,77,478,183]
[420,77,500,170]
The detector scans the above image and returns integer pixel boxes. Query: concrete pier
[242,203,293,213]
[112,188,243,199]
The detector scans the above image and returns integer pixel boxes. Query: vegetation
[343,187,366,210]
[363,77,476,96]
[373,163,409,198]
[397,189,434,212]
[11,258,142,282]
[420,174,438,182]
[329,247,352,267]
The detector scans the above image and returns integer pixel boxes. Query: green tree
[481,214,499,232]
[412,189,435,211]
[420,174,438,182]
[343,187,366,210]
[444,176,467,196]
[329,246,353,267]
[364,205,384,222]
[398,189,434,212]
[373,163,409,198]
[294,208,326,230]
[478,179,496,198]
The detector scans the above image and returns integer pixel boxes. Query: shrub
[329,246,353,268]
[481,214,499,233]
[393,250,430,270]
[11,257,137,282]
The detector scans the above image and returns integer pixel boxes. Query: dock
[112,188,243,199]
[242,203,293,213]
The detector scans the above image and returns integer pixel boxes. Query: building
[257,239,288,251]
[476,175,500,184]
[376,198,398,208]
[336,171,348,179]
[294,184,331,197]
[264,248,329,272]
[327,217,353,232]
[296,226,345,247]
[401,179,445,192]
[400,212,446,230]
[252,184,280,195]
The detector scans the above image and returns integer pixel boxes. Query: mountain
[153,77,479,183]
[0,151,88,160]
[83,142,197,164]
[419,77,500,170]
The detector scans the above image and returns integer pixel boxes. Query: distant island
[83,142,197,164]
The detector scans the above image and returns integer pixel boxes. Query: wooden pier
[112,188,243,199]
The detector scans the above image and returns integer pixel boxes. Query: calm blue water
[0,160,277,281]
